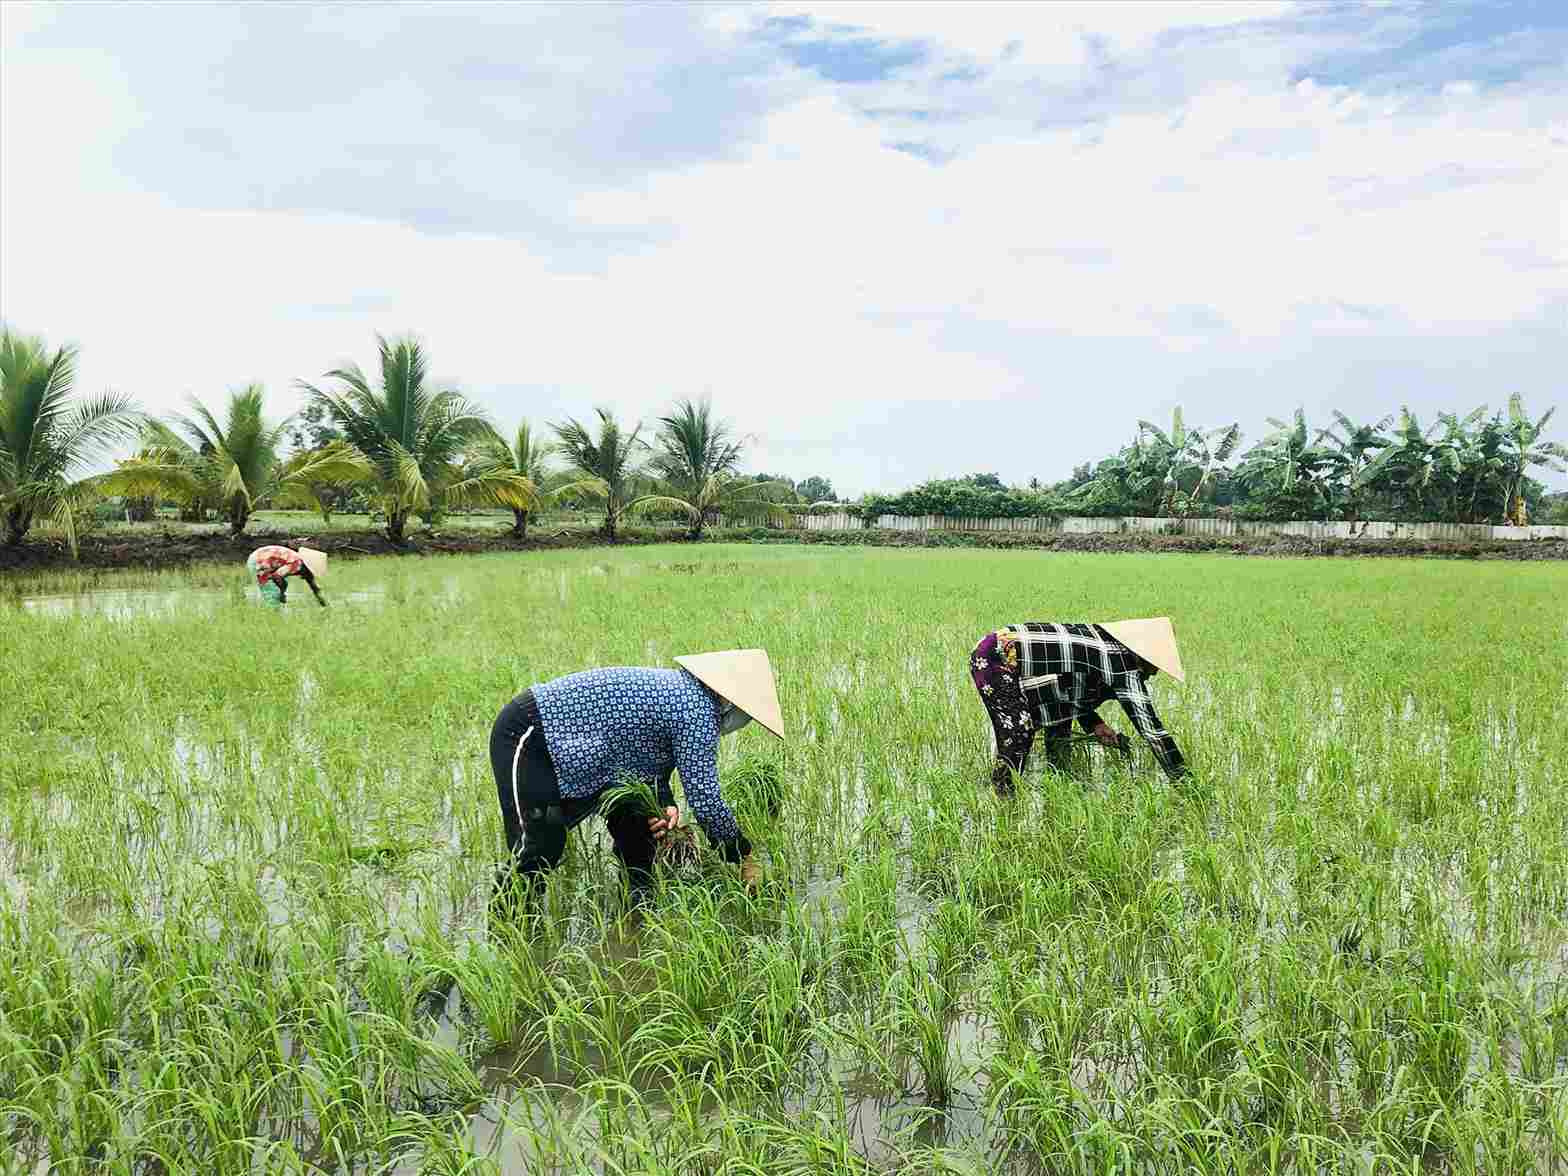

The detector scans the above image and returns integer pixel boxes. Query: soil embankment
[0,524,649,574]
[741,526,1568,560]
[3,521,1565,576]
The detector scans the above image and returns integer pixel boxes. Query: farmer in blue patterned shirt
[970,617,1188,794]
[488,649,784,916]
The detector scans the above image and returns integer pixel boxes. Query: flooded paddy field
[3,545,1566,1173]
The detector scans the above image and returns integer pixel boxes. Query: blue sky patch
[780,35,928,83]
[1293,0,1568,89]
[887,140,956,165]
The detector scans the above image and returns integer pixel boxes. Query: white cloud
[2,2,1565,496]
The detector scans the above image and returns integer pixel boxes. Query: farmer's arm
[1112,678,1187,778]
[1058,678,1115,745]
[297,566,327,606]
[654,768,676,810]
[671,720,751,864]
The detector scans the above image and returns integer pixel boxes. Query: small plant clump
[2,544,1566,1173]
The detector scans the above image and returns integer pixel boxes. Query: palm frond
[388,441,431,511]
[281,440,375,487]
[52,391,144,479]
[550,476,611,501]
[94,446,204,502]
[444,466,542,511]
[625,494,700,521]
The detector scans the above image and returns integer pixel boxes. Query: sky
[2,1,1564,497]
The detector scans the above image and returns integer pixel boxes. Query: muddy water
[5,576,467,618]
[391,980,995,1174]
[12,586,227,619]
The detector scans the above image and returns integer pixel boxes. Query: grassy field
[2,545,1566,1173]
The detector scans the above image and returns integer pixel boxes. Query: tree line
[0,329,841,552]
[4,326,1562,557]
[859,403,1567,527]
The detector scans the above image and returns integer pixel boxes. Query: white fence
[792,512,1568,542]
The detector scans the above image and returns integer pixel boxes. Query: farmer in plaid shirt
[969,618,1188,793]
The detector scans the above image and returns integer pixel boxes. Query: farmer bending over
[246,544,328,608]
[489,649,783,917]
[970,617,1187,794]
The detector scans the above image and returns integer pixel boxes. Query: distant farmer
[969,618,1188,793]
[489,649,784,917]
[245,544,328,608]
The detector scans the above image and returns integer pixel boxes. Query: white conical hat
[297,547,328,579]
[673,648,784,739]
[1098,617,1184,682]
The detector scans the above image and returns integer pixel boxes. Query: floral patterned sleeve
[670,697,749,860]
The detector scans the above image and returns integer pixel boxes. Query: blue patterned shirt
[532,667,743,846]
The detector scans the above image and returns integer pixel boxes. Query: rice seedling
[2,544,1565,1171]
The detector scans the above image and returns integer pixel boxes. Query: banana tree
[1355,407,1461,519]
[1181,423,1242,518]
[1499,393,1567,526]
[1314,411,1391,520]
[1135,407,1243,516]
[1239,408,1338,519]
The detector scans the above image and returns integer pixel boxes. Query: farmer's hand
[1091,721,1120,748]
[739,856,763,890]
[647,806,680,840]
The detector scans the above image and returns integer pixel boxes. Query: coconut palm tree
[654,399,742,489]
[178,385,288,534]
[300,334,534,543]
[641,398,793,537]
[1499,393,1567,526]
[271,440,374,527]
[97,429,206,518]
[551,408,651,541]
[469,420,553,537]
[0,329,142,553]
[101,390,369,535]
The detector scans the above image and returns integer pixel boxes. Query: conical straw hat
[297,547,328,579]
[673,648,784,739]
[1098,617,1184,682]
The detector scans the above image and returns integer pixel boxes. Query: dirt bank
[722,525,1568,561]
[0,524,662,574]
[2,521,1564,575]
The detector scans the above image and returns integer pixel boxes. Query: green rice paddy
[2,545,1566,1173]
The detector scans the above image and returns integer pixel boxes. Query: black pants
[488,690,657,908]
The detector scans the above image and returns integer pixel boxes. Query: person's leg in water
[602,793,658,909]
[1041,731,1070,774]
[970,631,1035,796]
[488,690,565,924]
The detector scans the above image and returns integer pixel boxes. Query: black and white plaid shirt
[1007,623,1187,778]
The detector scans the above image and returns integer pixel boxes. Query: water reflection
[7,577,465,619]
